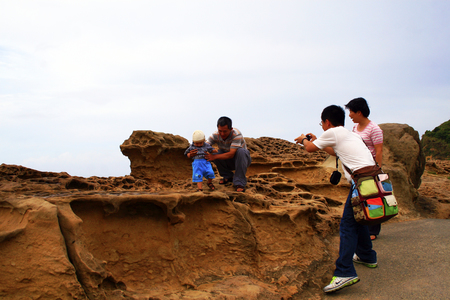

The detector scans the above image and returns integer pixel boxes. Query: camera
[330,170,341,185]
[306,134,312,141]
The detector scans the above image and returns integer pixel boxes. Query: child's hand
[188,149,198,158]
[212,149,218,153]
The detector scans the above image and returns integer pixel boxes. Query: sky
[1,1,449,177]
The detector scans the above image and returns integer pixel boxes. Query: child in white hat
[184,130,217,191]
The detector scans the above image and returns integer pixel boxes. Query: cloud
[1,1,449,176]
[21,150,130,177]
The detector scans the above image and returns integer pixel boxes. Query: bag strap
[340,158,383,181]
[342,162,352,176]
[335,130,382,180]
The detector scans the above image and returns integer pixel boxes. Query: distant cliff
[422,119,450,160]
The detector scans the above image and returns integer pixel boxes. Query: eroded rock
[0,197,86,299]
[120,130,191,181]
[380,123,426,220]
[0,124,442,299]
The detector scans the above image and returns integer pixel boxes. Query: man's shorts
[192,159,215,182]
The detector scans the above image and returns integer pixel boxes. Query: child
[184,130,217,191]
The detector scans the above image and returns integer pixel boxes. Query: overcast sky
[1,1,449,177]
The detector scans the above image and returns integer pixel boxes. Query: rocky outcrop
[380,123,426,219]
[120,131,191,181]
[0,123,440,299]
[0,165,341,299]
[417,160,450,219]
[0,196,86,299]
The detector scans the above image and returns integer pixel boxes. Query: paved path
[323,219,450,300]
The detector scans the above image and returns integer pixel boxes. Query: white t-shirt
[313,126,376,182]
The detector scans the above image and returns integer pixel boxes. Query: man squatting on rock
[184,130,217,192]
[295,105,378,294]
[204,116,252,193]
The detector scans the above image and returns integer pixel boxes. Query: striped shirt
[207,128,247,152]
[352,121,383,158]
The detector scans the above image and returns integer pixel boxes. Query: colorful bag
[376,173,393,194]
[342,161,399,225]
[351,172,399,225]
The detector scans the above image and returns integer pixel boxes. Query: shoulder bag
[344,163,399,225]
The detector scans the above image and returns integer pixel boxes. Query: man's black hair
[321,105,345,127]
[217,116,232,129]
[345,97,370,118]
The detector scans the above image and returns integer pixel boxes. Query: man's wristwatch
[301,137,308,144]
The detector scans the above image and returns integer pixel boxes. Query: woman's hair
[345,97,370,118]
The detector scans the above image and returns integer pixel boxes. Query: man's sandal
[219,178,233,185]
[207,182,215,190]
[235,185,245,192]
[196,189,203,192]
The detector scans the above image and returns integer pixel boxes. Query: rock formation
[120,131,191,182]
[0,123,444,299]
[379,123,426,218]
[417,159,450,219]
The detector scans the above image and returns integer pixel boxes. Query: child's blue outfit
[184,143,216,182]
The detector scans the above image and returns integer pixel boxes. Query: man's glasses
[319,121,323,126]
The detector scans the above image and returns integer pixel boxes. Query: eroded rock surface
[120,131,191,182]
[0,123,442,299]
[379,123,426,219]
[417,159,450,219]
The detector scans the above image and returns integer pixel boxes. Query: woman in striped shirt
[345,97,383,240]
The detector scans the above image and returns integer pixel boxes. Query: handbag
[345,164,399,225]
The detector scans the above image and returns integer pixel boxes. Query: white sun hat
[192,130,205,142]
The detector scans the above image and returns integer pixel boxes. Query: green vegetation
[422,119,450,160]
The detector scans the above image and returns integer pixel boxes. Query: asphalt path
[323,219,450,300]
